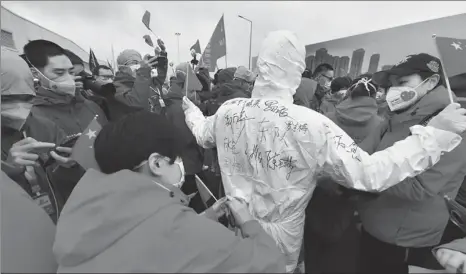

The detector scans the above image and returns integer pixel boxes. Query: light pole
[238,15,252,70]
[175,32,181,64]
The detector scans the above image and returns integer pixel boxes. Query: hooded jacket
[1,50,66,222]
[1,114,66,223]
[359,86,466,248]
[183,30,462,272]
[326,96,384,144]
[32,87,107,135]
[320,93,342,115]
[293,78,317,109]
[303,96,384,243]
[113,64,167,115]
[53,169,285,273]
[1,171,58,273]
[165,83,204,175]
[31,87,107,201]
[207,79,251,116]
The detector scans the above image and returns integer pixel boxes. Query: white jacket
[184,31,461,272]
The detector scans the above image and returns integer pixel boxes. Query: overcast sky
[2,1,466,70]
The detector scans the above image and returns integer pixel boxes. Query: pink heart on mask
[400,90,416,101]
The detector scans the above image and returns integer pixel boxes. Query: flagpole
[432,34,454,104]
[111,44,116,72]
[186,62,189,97]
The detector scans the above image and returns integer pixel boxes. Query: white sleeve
[184,104,217,149]
[317,118,462,192]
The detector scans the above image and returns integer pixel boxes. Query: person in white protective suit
[181,30,466,272]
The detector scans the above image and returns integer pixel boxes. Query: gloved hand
[428,103,466,134]
[436,247,466,273]
[200,196,229,221]
[182,96,197,112]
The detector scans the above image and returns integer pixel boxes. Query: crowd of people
[2,29,466,274]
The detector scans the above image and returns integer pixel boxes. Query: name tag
[33,193,55,216]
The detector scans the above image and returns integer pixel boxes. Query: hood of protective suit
[1,48,36,97]
[252,31,306,103]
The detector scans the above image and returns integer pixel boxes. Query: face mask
[130,64,141,72]
[36,69,76,96]
[337,89,347,97]
[386,78,429,111]
[134,156,185,188]
[1,102,32,130]
[173,158,185,188]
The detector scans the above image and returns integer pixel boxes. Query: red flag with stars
[435,36,466,78]
[71,116,102,171]
[199,15,226,72]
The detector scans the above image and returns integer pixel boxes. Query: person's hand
[6,138,55,171]
[74,76,84,90]
[140,54,158,69]
[428,103,466,134]
[201,197,228,221]
[226,197,254,227]
[436,248,466,273]
[157,38,166,51]
[182,96,196,112]
[50,147,77,168]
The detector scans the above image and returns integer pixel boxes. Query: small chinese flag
[435,36,466,97]
[195,174,217,206]
[71,116,102,171]
[435,36,466,78]
[142,10,151,30]
[190,40,202,54]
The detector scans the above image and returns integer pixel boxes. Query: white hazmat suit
[183,30,462,272]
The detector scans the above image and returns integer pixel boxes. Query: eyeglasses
[320,74,334,81]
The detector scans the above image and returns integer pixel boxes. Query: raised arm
[183,97,217,149]
[313,104,465,192]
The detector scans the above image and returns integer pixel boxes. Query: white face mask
[1,102,33,130]
[35,69,76,96]
[386,78,429,111]
[173,158,185,188]
[134,156,185,188]
[337,89,347,97]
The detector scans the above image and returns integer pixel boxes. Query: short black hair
[93,65,112,76]
[330,77,352,93]
[302,69,312,79]
[23,39,66,69]
[94,111,184,174]
[63,49,84,66]
[312,63,334,78]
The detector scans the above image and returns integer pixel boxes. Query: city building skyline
[368,54,381,74]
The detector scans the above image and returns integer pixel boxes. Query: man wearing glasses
[309,63,334,112]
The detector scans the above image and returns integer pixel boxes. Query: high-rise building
[332,56,341,77]
[339,56,350,77]
[305,55,315,71]
[368,54,381,74]
[349,48,365,79]
[315,48,328,67]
